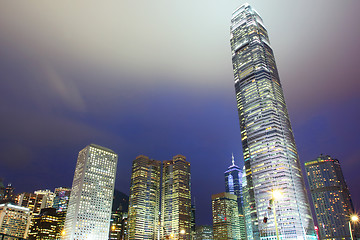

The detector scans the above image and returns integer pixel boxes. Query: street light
[349,214,359,240]
[271,189,282,240]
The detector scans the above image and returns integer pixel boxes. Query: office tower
[28,208,62,240]
[162,155,191,240]
[195,225,213,240]
[53,187,71,213]
[3,184,15,202]
[191,203,196,240]
[224,154,246,240]
[34,189,55,209]
[17,192,48,215]
[211,192,241,239]
[63,144,118,240]
[110,190,129,240]
[305,155,358,239]
[0,202,31,239]
[127,155,161,240]
[230,3,316,239]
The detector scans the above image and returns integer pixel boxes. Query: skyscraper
[162,155,191,240]
[127,155,161,240]
[211,192,241,239]
[230,4,316,239]
[62,144,118,240]
[224,154,246,240]
[305,154,358,239]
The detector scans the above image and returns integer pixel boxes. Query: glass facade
[230,4,316,239]
[224,155,246,239]
[127,155,161,240]
[63,144,118,240]
[162,155,191,240]
[305,155,357,239]
[211,192,241,239]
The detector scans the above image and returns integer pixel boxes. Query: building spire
[232,153,235,166]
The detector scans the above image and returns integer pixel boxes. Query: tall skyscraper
[127,155,161,240]
[63,144,118,240]
[212,192,241,239]
[224,154,246,240]
[162,155,191,240]
[28,208,62,240]
[17,192,48,215]
[230,4,316,239]
[305,154,358,239]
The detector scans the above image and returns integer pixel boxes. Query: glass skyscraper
[62,144,118,240]
[127,155,161,240]
[162,155,191,240]
[230,4,316,239]
[224,154,246,239]
[305,154,358,239]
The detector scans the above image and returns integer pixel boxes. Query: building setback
[230,3,316,239]
[212,192,240,239]
[162,155,191,240]
[62,144,118,240]
[127,155,161,240]
[305,154,358,239]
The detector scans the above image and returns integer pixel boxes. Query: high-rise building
[191,203,196,240]
[162,155,191,240]
[211,192,240,239]
[230,3,316,239]
[127,155,161,240]
[62,144,118,240]
[34,190,55,209]
[3,184,15,202]
[224,154,246,240]
[0,202,31,239]
[0,179,5,202]
[110,190,129,240]
[195,225,213,240]
[53,187,71,213]
[17,192,48,215]
[305,154,358,239]
[28,208,62,240]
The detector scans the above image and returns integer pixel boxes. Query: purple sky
[0,0,359,225]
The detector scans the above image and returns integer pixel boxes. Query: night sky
[1,0,359,225]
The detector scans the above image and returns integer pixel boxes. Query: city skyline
[0,0,359,227]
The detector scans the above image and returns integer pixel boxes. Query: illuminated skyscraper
[212,192,240,239]
[162,155,191,240]
[230,4,316,239]
[305,155,358,239]
[224,154,246,239]
[127,155,161,240]
[62,144,118,240]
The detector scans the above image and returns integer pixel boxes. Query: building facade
[230,3,316,239]
[62,144,118,240]
[127,155,161,240]
[212,192,240,239]
[0,202,31,239]
[305,155,357,239]
[28,208,62,240]
[162,155,191,240]
[195,225,213,240]
[224,154,246,240]
[53,187,71,213]
[17,192,48,215]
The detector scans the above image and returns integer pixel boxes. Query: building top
[305,154,338,166]
[89,143,116,154]
[0,202,30,212]
[212,192,237,200]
